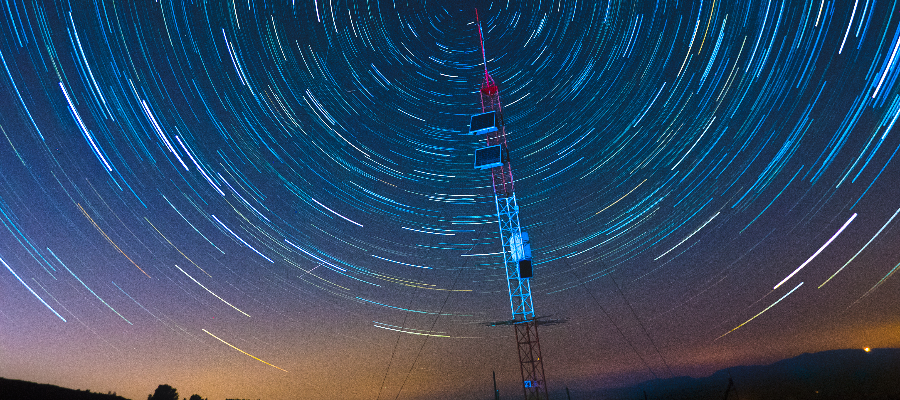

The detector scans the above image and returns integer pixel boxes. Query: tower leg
[515,320,548,400]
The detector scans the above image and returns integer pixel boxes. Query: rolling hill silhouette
[559,348,900,400]
[0,377,130,400]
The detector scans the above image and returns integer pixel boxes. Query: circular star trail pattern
[2,1,900,399]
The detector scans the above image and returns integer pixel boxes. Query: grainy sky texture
[2,1,900,399]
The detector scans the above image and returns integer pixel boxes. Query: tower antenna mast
[468,10,549,400]
[477,9,489,82]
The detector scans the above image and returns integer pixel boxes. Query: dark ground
[558,348,900,400]
[0,377,130,400]
[4,348,900,399]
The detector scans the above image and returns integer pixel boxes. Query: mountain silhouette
[558,348,900,400]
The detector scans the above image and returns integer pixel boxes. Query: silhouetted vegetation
[147,384,178,400]
[0,378,214,400]
[146,384,210,400]
[0,377,129,400]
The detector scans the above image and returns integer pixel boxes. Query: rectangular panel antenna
[474,144,508,170]
[469,111,499,135]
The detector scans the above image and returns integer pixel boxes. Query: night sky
[2,0,900,399]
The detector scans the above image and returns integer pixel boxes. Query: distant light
[864,347,871,352]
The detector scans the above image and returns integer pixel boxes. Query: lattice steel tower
[467,11,548,400]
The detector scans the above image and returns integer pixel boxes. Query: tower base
[515,320,548,400]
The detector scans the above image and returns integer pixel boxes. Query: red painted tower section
[477,11,515,201]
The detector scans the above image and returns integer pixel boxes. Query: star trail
[1,1,900,399]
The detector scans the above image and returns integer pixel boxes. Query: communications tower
[468,11,548,400]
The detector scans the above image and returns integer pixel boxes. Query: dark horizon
[2,1,900,399]
[5,348,900,400]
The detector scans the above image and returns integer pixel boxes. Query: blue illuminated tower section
[469,11,548,400]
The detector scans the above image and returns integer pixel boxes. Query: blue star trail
[1,1,899,399]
